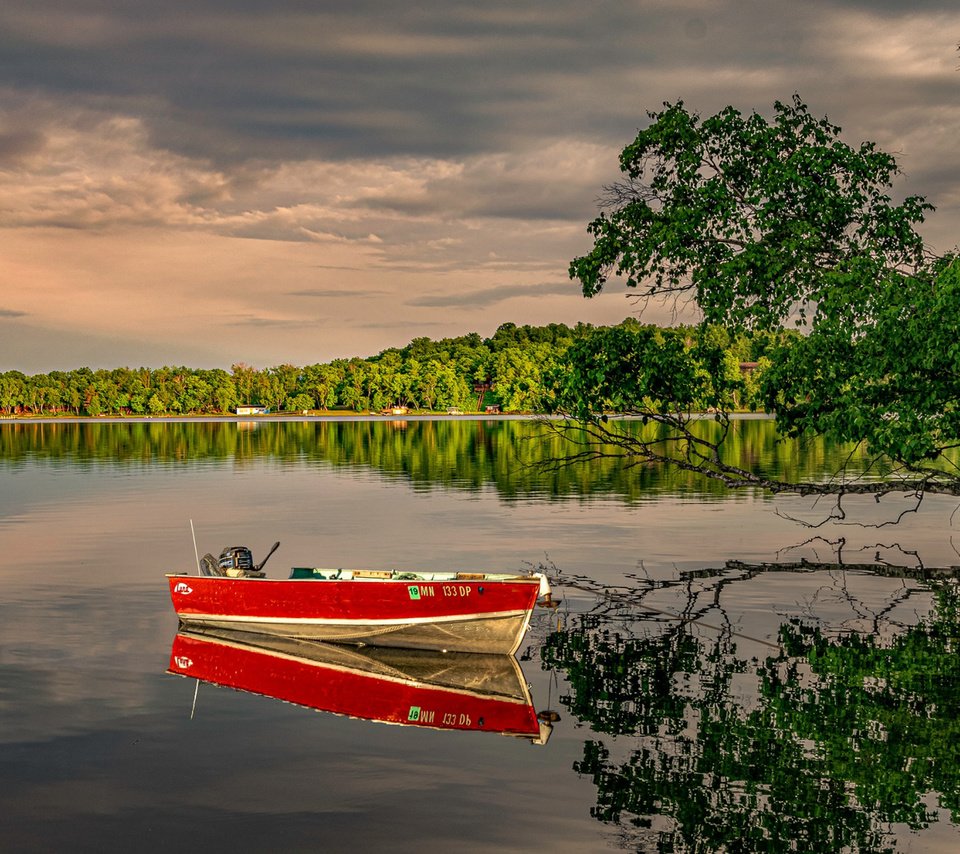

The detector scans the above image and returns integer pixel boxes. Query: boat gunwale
[166,571,546,585]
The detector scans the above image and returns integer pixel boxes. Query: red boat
[167,544,551,655]
[167,627,552,743]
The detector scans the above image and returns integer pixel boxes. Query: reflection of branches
[546,557,957,662]
[773,535,927,570]
[537,414,960,500]
[775,497,847,527]
[752,539,931,572]
[777,534,849,563]
[797,569,917,636]
[870,543,923,568]
[536,563,780,650]
[543,562,960,853]
[776,490,927,529]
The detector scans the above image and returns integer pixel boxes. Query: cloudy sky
[1,1,957,372]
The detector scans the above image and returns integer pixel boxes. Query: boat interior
[288,567,530,582]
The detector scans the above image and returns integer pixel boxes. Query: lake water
[2,418,959,852]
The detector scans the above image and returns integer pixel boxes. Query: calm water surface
[2,419,959,853]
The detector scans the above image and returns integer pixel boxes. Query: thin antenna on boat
[190,519,202,576]
[189,519,202,719]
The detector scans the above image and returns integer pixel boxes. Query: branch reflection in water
[541,562,960,852]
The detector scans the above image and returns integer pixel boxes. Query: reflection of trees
[0,420,871,503]
[542,566,960,852]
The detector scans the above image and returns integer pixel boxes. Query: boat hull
[167,573,545,655]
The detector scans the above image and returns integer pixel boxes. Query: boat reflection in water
[167,628,552,744]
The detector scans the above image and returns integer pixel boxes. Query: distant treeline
[0,321,793,417]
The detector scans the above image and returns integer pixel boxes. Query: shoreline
[0,412,772,425]
[0,413,541,424]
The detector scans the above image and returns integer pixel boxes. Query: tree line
[0,321,788,417]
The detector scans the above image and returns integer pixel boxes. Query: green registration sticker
[408,585,421,600]
[408,706,421,721]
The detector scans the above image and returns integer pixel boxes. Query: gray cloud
[0,308,29,318]
[0,2,605,162]
[0,130,44,166]
[287,288,386,298]
[409,281,572,309]
[0,319,225,373]
[2,3,957,201]
[357,320,446,330]
[1,0,952,167]
[0,1,958,371]
[224,315,320,328]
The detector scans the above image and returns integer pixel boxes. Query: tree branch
[536,414,960,498]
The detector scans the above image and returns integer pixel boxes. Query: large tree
[559,96,959,498]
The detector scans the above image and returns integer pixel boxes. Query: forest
[0,320,791,417]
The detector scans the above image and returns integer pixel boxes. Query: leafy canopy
[570,95,931,331]
[560,96,960,496]
[763,257,960,466]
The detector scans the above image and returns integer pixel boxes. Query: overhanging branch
[535,413,960,498]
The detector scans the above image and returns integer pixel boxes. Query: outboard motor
[218,546,254,573]
[199,542,280,578]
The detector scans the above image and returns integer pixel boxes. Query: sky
[0,1,958,373]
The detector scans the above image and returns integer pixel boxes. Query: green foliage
[570,95,930,331]
[763,258,960,465]
[3,321,775,419]
[543,576,960,851]
[548,322,745,418]
[565,95,959,491]
[0,324,581,417]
